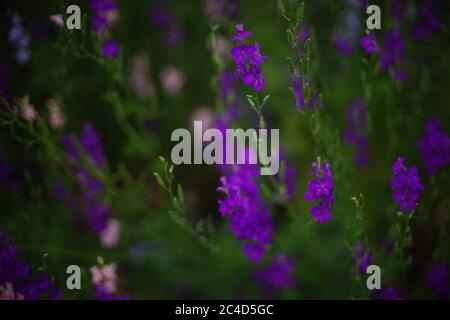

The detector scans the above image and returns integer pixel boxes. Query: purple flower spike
[231,24,267,92]
[304,159,334,223]
[391,157,423,212]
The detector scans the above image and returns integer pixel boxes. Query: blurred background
[0,0,449,299]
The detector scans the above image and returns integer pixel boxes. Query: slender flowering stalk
[304,159,334,224]
[60,122,120,247]
[90,0,121,59]
[391,157,423,213]
[0,232,62,300]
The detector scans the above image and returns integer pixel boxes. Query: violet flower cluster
[255,254,295,297]
[90,0,120,59]
[304,160,334,224]
[0,232,62,300]
[231,24,267,92]
[344,98,369,167]
[381,27,407,82]
[59,122,116,246]
[217,153,274,263]
[418,118,450,177]
[426,263,450,299]
[391,157,423,212]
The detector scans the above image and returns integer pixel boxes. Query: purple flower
[90,0,119,33]
[9,15,31,64]
[354,241,372,275]
[418,118,450,176]
[344,98,369,166]
[381,28,406,71]
[304,159,334,224]
[255,254,295,297]
[231,24,267,92]
[391,157,423,212]
[0,232,62,300]
[291,76,305,110]
[101,40,119,59]
[374,287,402,300]
[360,33,381,54]
[333,33,355,56]
[426,263,450,298]
[413,0,442,39]
[217,150,274,262]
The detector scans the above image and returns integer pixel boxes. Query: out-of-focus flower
[190,107,215,131]
[255,254,295,297]
[128,52,154,100]
[231,24,267,92]
[304,159,334,224]
[426,263,450,298]
[360,33,381,54]
[418,118,450,176]
[9,15,31,64]
[91,0,119,33]
[217,148,273,262]
[49,14,64,28]
[0,232,62,300]
[100,219,121,248]
[90,262,128,300]
[21,96,37,122]
[101,40,119,59]
[160,66,185,96]
[333,33,355,56]
[344,98,369,166]
[61,122,115,242]
[204,0,239,24]
[354,241,372,275]
[374,287,402,300]
[413,0,442,39]
[381,28,405,70]
[391,157,423,212]
[46,99,65,129]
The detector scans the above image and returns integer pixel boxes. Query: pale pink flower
[0,283,24,300]
[100,218,121,248]
[90,262,117,294]
[22,96,37,122]
[160,66,185,96]
[128,52,154,100]
[190,107,215,131]
[215,35,230,61]
[49,14,64,27]
[46,99,65,129]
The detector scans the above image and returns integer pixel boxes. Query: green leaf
[277,0,286,15]
[177,183,184,203]
[153,172,166,189]
[296,2,305,25]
